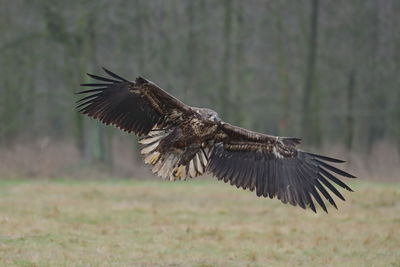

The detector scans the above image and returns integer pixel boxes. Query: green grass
[0,178,399,266]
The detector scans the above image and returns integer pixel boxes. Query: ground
[0,178,399,267]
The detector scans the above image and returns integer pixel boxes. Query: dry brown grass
[0,178,399,266]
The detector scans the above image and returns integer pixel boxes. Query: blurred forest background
[1,0,399,180]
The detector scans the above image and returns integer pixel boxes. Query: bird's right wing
[76,68,195,136]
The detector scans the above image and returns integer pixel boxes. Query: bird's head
[195,108,221,124]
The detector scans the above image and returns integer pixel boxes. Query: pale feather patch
[192,154,200,176]
[142,135,213,181]
[147,129,167,137]
[139,135,163,145]
[188,160,196,178]
[159,159,170,179]
[158,154,177,180]
[168,154,179,181]
[273,146,284,159]
[203,147,211,160]
[194,154,203,173]
[152,158,164,173]
[164,154,175,178]
[198,149,208,168]
[140,141,159,154]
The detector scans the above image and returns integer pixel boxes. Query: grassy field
[0,178,399,267]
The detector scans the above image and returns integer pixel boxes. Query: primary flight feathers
[77,68,356,213]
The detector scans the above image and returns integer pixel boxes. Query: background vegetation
[1,0,399,179]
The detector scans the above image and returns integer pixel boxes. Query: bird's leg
[173,144,201,178]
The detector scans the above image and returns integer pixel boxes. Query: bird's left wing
[76,68,194,136]
[207,123,356,213]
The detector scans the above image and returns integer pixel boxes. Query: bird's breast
[190,118,218,137]
[175,118,218,147]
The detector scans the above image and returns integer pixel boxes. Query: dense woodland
[1,0,399,170]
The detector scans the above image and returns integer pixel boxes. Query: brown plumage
[77,68,356,213]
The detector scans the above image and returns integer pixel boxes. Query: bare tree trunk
[89,15,112,167]
[220,0,233,120]
[396,92,400,153]
[302,0,320,145]
[346,70,356,152]
[232,0,245,126]
[184,1,198,100]
[275,5,290,136]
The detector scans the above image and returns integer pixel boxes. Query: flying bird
[76,68,356,213]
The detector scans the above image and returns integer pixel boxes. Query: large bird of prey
[77,68,356,213]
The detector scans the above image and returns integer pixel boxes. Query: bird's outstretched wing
[207,123,356,213]
[76,68,194,136]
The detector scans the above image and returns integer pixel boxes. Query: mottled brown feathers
[77,68,356,213]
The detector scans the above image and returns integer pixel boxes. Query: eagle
[76,68,356,213]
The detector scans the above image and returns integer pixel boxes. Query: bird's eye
[209,114,219,122]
